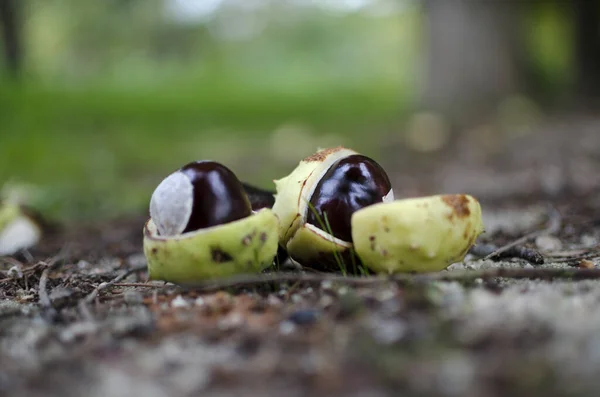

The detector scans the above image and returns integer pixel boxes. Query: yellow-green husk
[0,202,20,231]
[143,208,279,283]
[271,146,358,265]
[351,194,484,273]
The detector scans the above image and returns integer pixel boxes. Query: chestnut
[143,160,279,283]
[306,154,393,243]
[149,161,253,236]
[271,146,484,273]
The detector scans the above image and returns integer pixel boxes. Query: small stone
[321,280,333,290]
[194,296,205,306]
[127,253,147,267]
[77,260,91,269]
[123,290,144,305]
[59,321,98,343]
[338,286,350,295]
[279,320,296,335]
[579,259,595,269]
[7,265,22,279]
[49,287,73,306]
[287,309,319,325]
[581,234,598,248]
[372,318,406,345]
[319,295,334,309]
[267,295,282,307]
[291,294,303,303]
[171,295,189,308]
[218,312,244,330]
[535,235,562,252]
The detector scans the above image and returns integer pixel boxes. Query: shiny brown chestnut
[306,154,392,243]
[144,160,280,283]
[150,160,252,236]
[271,147,394,271]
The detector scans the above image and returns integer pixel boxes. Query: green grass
[0,77,406,221]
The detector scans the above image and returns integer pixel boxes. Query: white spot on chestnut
[149,171,193,236]
[383,188,395,202]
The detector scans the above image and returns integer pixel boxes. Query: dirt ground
[1,113,600,397]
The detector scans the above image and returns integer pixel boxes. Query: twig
[112,282,164,288]
[470,244,544,264]
[483,205,562,261]
[38,268,52,308]
[178,267,600,294]
[37,257,65,321]
[82,264,148,305]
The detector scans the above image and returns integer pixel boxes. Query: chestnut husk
[143,208,279,283]
[271,146,485,273]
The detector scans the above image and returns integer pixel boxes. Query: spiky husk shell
[351,194,484,273]
[143,208,279,283]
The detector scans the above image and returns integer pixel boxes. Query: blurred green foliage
[0,0,575,221]
[0,0,414,220]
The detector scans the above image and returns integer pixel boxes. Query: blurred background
[0,0,598,222]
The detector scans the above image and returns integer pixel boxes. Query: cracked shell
[143,207,279,284]
[351,194,484,273]
[272,146,393,269]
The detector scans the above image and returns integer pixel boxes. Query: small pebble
[287,309,320,325]
[372,318,406,345]
[279,320,296,335]
[535,235,562,252]
[267,295,282,307]
[302,287,314,295]
[318,295,334,309]
[123,290,144,305]
[171,295,189,308]
[579,259,595,269]
[321,280,333,290]
[194,297,205,306]
[7,265,22,279]
[581,234,598,248]
[291,294,303,304]
[77,260,91,269]
[126,253,147,267]
[218,312,244,330]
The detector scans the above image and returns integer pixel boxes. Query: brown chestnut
[306,154,392,242]
[150,160,252,236]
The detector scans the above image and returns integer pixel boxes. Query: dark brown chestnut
[306,154,392,242]
[241,182,276,211]
[149,160,252,236]
[180,161,252,233]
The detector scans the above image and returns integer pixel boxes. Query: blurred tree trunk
[573,0,600,99]
[421,0,523,120]
[0,0,22,79]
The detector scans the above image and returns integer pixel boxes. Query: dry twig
[82,264,148,305]
[482,205,562,262]
[178,267,600,294]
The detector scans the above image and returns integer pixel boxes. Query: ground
[1,113,600,397]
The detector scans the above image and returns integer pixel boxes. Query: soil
[1,113,600,397]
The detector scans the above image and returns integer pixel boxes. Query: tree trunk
[0,0,22,79]
[573,0,600,100]
[420,0,522,120]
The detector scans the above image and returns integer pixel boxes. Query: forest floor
[1,112,600,397]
